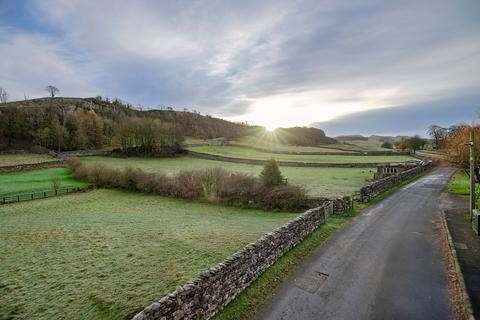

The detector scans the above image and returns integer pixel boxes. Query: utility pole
[470,127,475,222]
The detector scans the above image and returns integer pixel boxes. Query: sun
[264,124,278,132]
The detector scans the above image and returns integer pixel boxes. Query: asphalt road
[256,166,456,320]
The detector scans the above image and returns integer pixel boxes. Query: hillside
[0,97,336,151]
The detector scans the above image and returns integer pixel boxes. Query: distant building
[210,137,229,146]
[375,159,423,179]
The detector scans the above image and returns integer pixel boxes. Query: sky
[1,0,479,135]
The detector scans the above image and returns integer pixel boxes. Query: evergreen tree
[260,158,286,188]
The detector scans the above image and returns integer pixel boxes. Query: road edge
[440,209,475,320]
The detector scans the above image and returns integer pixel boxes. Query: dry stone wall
[0,159,66,173]
[187,151,379,168]
[359,161,433,202]
[132,198,353,320]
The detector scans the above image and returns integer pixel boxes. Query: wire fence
[0,186,87,205]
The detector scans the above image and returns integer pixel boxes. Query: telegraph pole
[470,127,475,221]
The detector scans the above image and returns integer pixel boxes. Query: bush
[218,173,264,207]
[260,158,286,188]
[172,170,204,200]
[67,157,83,172]
[381,142,393,149]
[261,185,309,211]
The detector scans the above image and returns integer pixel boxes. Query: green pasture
[0,189,295,319]
[0,168,88,196]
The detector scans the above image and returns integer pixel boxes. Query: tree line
[0,102,183,154]
[0,96,262,153]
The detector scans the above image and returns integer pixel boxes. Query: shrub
[261,185,309,211]
[86,164,110,187]
[381,142,393,149]
[67,157,83,172]
[122,167,142,191]
[218,173,264,207]
[151,174,173,196]
[260,158,286,188]
[172,170,204,200]
[200,167,228,202]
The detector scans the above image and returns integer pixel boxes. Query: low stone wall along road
[256,166,457,320]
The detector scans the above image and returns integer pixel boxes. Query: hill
[0,97,336,151]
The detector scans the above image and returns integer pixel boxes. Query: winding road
[256,166,456,320]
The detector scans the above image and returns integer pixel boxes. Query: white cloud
[0,29,97,100]
[1,0,479,129]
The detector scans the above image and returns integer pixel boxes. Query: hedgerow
[68,158,310,212]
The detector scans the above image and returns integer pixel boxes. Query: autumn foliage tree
[115,116,183,155]
[444,125,480,182]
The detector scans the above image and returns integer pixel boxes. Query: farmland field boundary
[0,159,66,173]
[187,150,381,168]
[0,186,91,205]
[184,143,410,156]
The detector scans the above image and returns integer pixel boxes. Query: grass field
[320,141,392,152]
[235,143,351,153]
[186,137,352,153]
[0,189,296,320]
[81,156,374,197]
[232,136,351,153]
[187,145,413,163]
[0,168,89,196]
[0,153,56,166]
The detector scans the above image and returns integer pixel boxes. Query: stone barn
[375,160,423,179]
[210,137,229,146]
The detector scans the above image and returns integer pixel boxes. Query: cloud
[1,0,479,131]
[312,95,480,137]
[0,28,97,99]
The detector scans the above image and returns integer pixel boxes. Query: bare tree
[0,87,8,103]
[427,124,447,148]
[45,85,59,97]
[51,177,61,194]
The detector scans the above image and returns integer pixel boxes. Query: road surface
[256,166,456,320]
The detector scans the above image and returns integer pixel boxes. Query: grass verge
[447,172,469,196]
[214,167,432,320]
